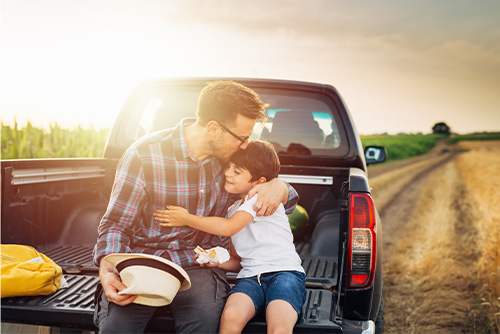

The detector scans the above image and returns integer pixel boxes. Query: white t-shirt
[226,194,305,279]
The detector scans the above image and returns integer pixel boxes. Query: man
[93,81,298,333]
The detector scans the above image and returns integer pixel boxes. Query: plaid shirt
[93,118,298,268]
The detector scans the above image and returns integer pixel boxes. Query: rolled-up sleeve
[284,183,299,214]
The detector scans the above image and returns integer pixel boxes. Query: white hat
[104,253,191,307]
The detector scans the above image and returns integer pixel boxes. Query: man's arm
[247,178,299,216]
[93,148,146,266]
[93,148,147,306]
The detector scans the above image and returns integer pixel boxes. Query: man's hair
[230,140,280,182]
[197,81,267,126]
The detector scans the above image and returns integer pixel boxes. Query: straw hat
[104,253,191,307]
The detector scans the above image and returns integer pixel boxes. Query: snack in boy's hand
[195,246,217,259]
[194,246,230,265]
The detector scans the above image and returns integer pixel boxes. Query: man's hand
[247,178,288,216]
[99,258,137,306]
[154,205,190,227]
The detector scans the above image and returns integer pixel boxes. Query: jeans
[94,266,230,333]
[229,271,307,316]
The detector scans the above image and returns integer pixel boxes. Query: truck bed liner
[38,243,338,287]
[41,244,97,274]
[2,243,340,332]
[2,275,341,333]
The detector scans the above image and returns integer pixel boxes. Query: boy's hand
[154,205,190,227]
[247,178,288,216]
[194,254,219,268]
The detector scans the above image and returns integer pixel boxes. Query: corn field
[4,122,445,161]
[1,121,110,159]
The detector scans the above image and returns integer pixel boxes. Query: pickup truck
[1,77,386,333]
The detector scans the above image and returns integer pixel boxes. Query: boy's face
[224,162,256,196]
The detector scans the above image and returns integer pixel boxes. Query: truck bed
[1,243,341,333]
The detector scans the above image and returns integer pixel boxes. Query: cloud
[168,0,500,48]
[2,0,499,133]
[165,0,500,80]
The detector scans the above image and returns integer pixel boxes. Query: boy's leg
[266,300,298,334]
[169,266,230,334]
[219,292,256,334]
[264,271,307,334]
[220,276,266,334]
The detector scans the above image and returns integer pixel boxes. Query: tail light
[346,192,376,289]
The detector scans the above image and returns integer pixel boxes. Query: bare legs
[219,293,298,334]
[266,299,298,334]
[219,293,255,334]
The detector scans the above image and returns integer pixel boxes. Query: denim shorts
[229,271,306,316]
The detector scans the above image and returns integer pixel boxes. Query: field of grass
[456,140,500,333]
[361,134,445,162]
[1,122,110,159]
[383,161,476,333]
[3,122,447,161]
[449,132,500,144]
[2,121,497,165]
[373,140,500,333]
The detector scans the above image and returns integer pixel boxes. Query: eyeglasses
[216,121,250,148]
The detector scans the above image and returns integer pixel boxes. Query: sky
[1,0,500,135]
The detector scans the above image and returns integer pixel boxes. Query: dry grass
[456,140,500,332]
[384,161,477,334]
[368,140,500,333]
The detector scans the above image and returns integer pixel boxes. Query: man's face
[210,114,255,163]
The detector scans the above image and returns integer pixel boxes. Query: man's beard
[208,139,233,163]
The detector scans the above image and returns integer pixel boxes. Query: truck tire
[375,297,384,333]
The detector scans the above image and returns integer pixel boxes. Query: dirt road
[373,142,462,255]
[368,141,485,334]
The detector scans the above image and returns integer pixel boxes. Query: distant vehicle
[1,77,386,333]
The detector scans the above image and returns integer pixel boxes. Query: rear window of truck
[122,85,348,158]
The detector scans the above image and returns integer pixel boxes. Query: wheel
[375,296,384,333]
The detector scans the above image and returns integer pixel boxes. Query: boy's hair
[230,140,280,182]
[197,81,267,126]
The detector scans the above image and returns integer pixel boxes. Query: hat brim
[104,253,191,291]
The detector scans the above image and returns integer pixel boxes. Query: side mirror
[364,146,387,165]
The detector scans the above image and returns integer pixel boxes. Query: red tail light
[346,192,376,289]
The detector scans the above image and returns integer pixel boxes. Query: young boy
[154,140,306,334]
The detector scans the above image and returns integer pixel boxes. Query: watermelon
[287,205,309,239]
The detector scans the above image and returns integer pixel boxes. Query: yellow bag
[1,244,66,298]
